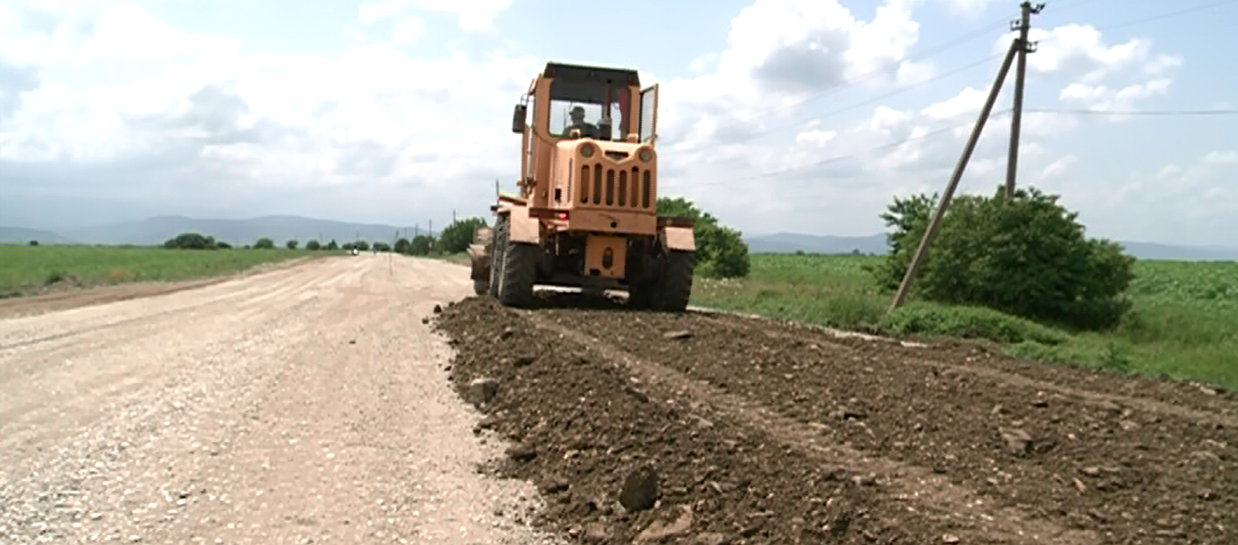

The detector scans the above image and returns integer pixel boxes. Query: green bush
[28,240,38,246]
[879,302,1069,345]
[872,186,1135,330]
[410,235,433,256]
[354,240,370,251]
[372,242,391,252]
[305,240,321,251]
[286,239,299,250]
[254,237,275,249]
[437,218,487,254]
[393,237,411,254]
[325,239,339,250]
[657,196,750,278]
[163,233,217,250]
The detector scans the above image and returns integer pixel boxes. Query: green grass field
[0,245,324,297]
[692,254,1238,390]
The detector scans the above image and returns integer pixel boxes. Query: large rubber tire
[488,216,508,298]
[497,240,538,307]
[627,282,654,309]
[653,250,694,312]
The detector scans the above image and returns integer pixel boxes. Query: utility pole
[888,38,1021,313]
[452,209,456,225]
[1005,1,1044,198]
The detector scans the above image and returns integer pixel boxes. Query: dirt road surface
[0,256,563,544]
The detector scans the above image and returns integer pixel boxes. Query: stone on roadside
[619,465,660,511]
[999,427,1033,455]
[467,377,499,407]
[635,505,694,542]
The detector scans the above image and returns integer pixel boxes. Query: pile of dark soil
[435,292,1238,544]
[548,303,1238,545]
[434,296,959,544]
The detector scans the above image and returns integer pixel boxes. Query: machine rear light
[556,211,569,221]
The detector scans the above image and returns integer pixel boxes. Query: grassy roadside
[0,245,326,297]
[432,252,472,266]
[691,254,1238,390]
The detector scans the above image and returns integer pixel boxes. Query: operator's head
[570,105,585,123]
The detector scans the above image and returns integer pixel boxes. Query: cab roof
[542,61,640,86]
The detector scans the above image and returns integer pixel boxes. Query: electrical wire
[1093,0,1237,32]
[680,51,1009,152]
[688,109,1014,188]
[1026,107,1238,116]
[688,16,1012,140]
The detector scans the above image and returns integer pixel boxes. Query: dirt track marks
[527,311,1100,545]
[540,301,1237,544]
[696,311,1238,429]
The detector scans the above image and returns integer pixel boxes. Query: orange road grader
[467,61,695,311]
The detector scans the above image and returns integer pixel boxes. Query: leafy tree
[342,242,354,251]
[326,239,339,250]
[393,237,411,254]
[216,241,231,249]
[437,217,487,254]
[372,241,392,252]
[354,240,370,251]
[164,232,216,250]
[254,237,275,249]
[410,235,433,255]
[656,196,750,278]
[28,240,38,246]
[873,185,1136,329]
[286,239,299,250]
[306,240,321,251]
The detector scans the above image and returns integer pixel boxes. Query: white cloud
[1059,77,1172,111]
[358,0,511,31]
[0,0,1213,244]
[391,15,424,44]
[921,86,985,120]
[411,0,513,32]
[1039,154,1076,180]
[1203,150,1238,165]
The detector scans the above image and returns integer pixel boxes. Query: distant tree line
[157,217,490,257]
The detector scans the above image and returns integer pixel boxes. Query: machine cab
[510,62,660,211]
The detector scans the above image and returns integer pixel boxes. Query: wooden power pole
[888,38,1021,313]
[1005,1,1044,197]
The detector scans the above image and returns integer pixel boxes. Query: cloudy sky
[1,0,1235,245]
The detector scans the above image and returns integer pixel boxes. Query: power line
[1026,107,1238,116]
[683,51,1007,151]
[689,110,1013,188]
[683,16,1012,142]
[1093,0,1237,32]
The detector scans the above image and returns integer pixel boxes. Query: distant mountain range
[745,232,1238,261]
[3,215,1236,261]
[0,215,422,247]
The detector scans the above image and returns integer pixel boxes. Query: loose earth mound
[435,293,1238,544]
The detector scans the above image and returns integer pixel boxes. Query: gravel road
[0,256,562,544]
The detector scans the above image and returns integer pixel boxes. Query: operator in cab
[564,105,599,138]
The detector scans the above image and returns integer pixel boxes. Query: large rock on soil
[467,377,499,407]
[619,465,660,511]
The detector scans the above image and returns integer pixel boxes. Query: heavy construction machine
[467,61,695,311]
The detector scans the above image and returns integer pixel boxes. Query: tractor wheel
[497,239,538,307]
[653,250,694,312]
[488,216,509,298]
[626,283,654,309]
